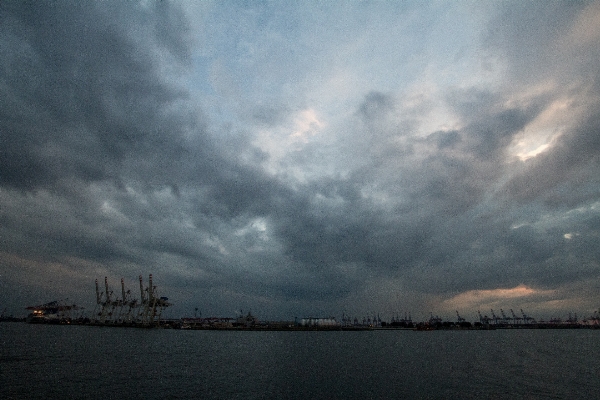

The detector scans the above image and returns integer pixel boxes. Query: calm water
[1,323,599,399]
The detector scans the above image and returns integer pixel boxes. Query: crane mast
[104,277,111,303]
[510,309,522,325]
[95,279,101,305]
[491,309,499,325]
[139,275,146,303]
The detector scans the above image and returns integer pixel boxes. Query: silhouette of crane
[521,309,535,324]
[478,310,491,325]
[510,309,522,325]
[490,309,500,325]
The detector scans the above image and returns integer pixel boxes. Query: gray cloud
[1,1,598,320]
[0,1,192,191]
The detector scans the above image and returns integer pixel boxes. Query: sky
[1,0,599,322]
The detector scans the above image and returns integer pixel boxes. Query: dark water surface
[1,323,599,399]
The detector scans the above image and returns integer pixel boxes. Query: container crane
[96,277,113,323]
[138,274,148,322]
[521,309,535,324]
[477,310,491,325]
[510,309,522,325]
[116,278,126,322]
[92,274,171,326]
[490,309,500,325]
[94,279,102,321]
[139,274,171,326]
[115,278,134,323]
[566,313,578,325]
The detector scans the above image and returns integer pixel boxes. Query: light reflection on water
[1,323,599,399]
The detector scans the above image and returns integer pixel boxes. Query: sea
[1,323,599,399]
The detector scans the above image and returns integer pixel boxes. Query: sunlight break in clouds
[290,109,325,142]
[254,108,325,178]
[508,94,580,161]
[442,285,556,311]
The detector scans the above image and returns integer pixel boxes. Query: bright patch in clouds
[255,108,325,178]
[442,285,556,311]
[290,109,325,142]
[509,95,575,161]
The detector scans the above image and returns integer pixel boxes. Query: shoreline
[4,318,599,331]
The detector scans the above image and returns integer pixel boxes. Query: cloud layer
[1,1,599,321]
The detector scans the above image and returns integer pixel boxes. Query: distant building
[298,317,339,327]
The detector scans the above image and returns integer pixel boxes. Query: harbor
[3,274,599,331]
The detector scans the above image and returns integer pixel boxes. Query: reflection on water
[1,323,599,399]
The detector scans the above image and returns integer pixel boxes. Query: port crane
[116,278,138,323]
[138,274,171,326]
[520,309,535,324]
[92,274,170,326]
[477,310,491,325]
[94,277,113,323]
[428,313,442,325]
[115,277,127,322]
[510,309,522,325]
[490,309,500,325]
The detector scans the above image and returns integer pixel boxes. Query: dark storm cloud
[0,0,195,263]
[281,96,462,279]
[0,0,283,262]
[404,0,600,301]
[350,91,492,218]
[0,1,191,190]
[0,1,273,311]
[326,69,598,299]
[1,1,598,319]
